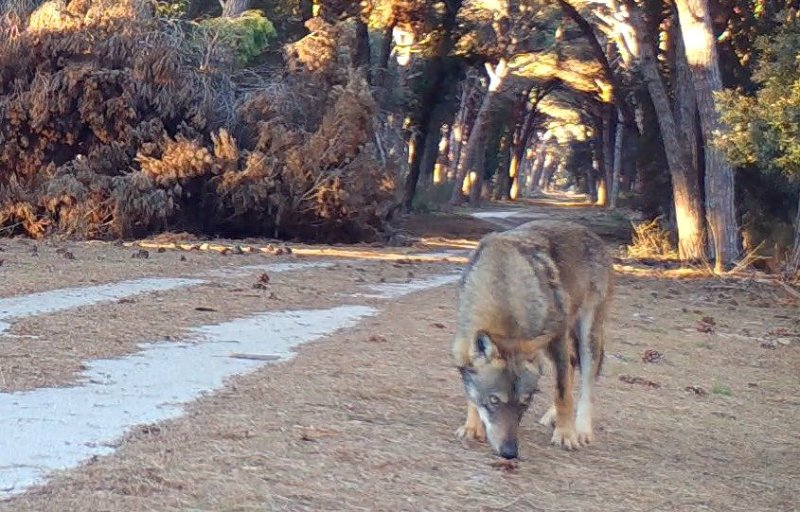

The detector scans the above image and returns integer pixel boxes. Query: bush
[0,0,399,242]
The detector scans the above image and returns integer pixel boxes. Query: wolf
[452,219,613,458]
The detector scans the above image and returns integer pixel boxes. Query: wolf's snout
[498,439,518,459]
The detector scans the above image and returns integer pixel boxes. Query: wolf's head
[458,331,544,459]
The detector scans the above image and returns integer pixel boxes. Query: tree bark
[221,0,249,17]
[675,0,740,271]
[629,4,707,262]
[610,108,624,209]
[672,17,700,175]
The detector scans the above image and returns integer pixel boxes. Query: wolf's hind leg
[548,332,579,450]
[575,305,597,445]
[456,402,486,442]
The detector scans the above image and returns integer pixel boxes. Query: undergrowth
[0,0,399,243]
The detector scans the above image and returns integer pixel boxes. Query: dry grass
[2,270,798,512]
[0,0,399,243]
[625,217,678,260]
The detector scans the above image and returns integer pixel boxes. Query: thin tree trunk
[610,108,624,209]
[675,0,740,271]
[510,89,545,199]
[448,74,481,190]
[790,192,800,276]
[629,4,707,262]
[494,130,514,200]
[527,141,546,195]
[221,0,248,17]
[597,104,614,206]
[375,21,396,87]
[433,124,451,184]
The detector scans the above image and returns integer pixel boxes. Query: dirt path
[1,197,798,511]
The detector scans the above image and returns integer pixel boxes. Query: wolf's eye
[489,395,501,405]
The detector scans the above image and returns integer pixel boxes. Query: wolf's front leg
[548,338,579,450]
[455,402,486,442]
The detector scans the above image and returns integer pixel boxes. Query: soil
[1,195,798,512]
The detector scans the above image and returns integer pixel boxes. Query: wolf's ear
[472,331,497,361]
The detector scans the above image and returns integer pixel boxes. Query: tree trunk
[299,0,313,21]
[610,108,624,209]
[456,60,510,205]
[675,0,740,271]
[672,18,700,175]
[221,0,249,17]
[494,130,514,200]
[629,4,707,262]
[528,140,547,195]
[375,21,396,87]
[596,104,615,206]
[448,74,481,191]
[402,0,463,212]
[433,123,451,184]
[421,119,444,183]
[790,192,800,276]
[354,17,371,71]
[510,89,545,200]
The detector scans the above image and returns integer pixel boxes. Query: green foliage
[196,10,277,66]
[155,0,188,18]
[715,9,800,178]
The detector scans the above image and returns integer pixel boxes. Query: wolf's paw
[576,427,594,446]
[575,416,594,445]
[538,405,557,427]
[551,425,580,450]
[456,423,486,443]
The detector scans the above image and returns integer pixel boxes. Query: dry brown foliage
[625,217,678,260]
[0,0,398,242]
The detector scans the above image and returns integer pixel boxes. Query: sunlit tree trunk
[509,88,545,200]
[675,0,740,271]
[451,60,508,204]
[629,5,707,262]
[449,74,481,194]
[460,60,510,205]
[433,124,451,184]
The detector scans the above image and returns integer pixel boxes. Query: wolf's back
[453,220,612,363]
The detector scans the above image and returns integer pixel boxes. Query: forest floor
[0,193,797,512]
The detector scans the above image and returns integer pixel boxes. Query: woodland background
[0,0,798,276]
